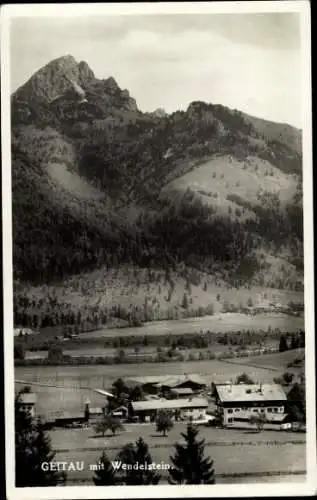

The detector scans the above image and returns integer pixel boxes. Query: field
[49,423,306,484]
[24,341,280,360]
[228,349,304,372]
[15,359,283,391]
[76,313,304,339]
[18,310,303,357]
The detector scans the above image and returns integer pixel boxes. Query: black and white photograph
[1,2,315,499]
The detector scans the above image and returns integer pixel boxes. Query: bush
[235,373,255,384]
[94,416,124,437]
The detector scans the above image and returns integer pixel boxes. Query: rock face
[12,55,138,124]
[13,55,84,103]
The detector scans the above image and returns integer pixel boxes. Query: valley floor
[15,348,304,417]
[50,423,306,485]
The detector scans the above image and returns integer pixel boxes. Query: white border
[1,2,315,499]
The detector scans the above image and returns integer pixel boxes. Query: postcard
[1,1,315,499]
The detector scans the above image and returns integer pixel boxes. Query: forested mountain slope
[12,55,303,298]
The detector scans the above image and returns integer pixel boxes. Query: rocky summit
[12,55,138,126]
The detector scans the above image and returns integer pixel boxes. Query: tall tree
[169,424,215,484]
[156,410,174,436]
[14,343,25,360]
[291,333,299,350]
[15,390,66,486]
[287,382,306,420]
[117,437,161,485]
[93,451,120,485]
[279,334,288,352]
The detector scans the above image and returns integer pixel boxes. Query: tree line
[15,327,305,360]
[279,331,305,352]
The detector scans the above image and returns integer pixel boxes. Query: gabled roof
[124,374,207,387]
[216,384,287,403]
[171,387,194,395]
[54,411,85,420]
[131,397,208,411]
[112,405,128,412]
[161,375,206,388]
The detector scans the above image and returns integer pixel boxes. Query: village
[19,372,305,432]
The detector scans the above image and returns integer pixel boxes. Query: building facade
[129,397,208,423]
[213,384,287,427]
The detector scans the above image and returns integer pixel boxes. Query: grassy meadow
[51,422,305,484]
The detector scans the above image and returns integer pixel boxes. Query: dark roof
[125,374,207,388]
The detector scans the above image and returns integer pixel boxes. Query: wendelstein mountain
[12,55,303,297]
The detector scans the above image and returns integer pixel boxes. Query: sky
[9,13,302,127]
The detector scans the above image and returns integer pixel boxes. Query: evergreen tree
[14,343,25,360]
[93,451,119,485]
[169,424,215,484]
[291,333,298,349]
[15,391,66,486]
[117,437,161,485]
[279,334,288,352]
[182,293,189,309]
[287,382,306,419]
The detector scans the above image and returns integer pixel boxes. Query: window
[227,409,233,414]
[228,418,233,423]
[274,408,278,413]
[253,408,258,413]
[279,407,284,413]
[267,408,272,413]
[235,408,240,413]
[260,409,265,413]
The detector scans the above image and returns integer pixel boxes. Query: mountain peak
[12,56,139,123]
[13,55,95,104]
[49,54,78,67]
